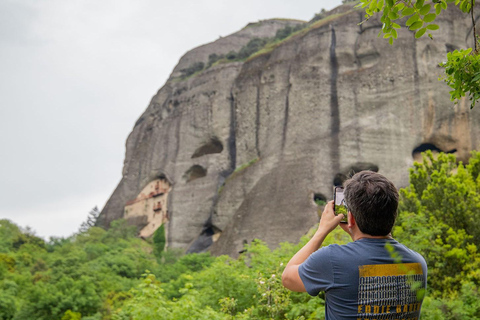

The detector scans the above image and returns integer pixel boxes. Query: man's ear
[347,211,356,229]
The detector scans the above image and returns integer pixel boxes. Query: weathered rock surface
[99,4,480,257]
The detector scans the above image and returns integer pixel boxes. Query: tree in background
[358,0,480,108]
[395,151,480,318]
[79,207,100,233]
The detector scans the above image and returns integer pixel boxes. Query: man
[282,171,427,319]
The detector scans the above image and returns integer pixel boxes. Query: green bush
[179,61,205,78]
[395,151,480,296]
[237,38,269,60]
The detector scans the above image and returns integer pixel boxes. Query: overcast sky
[0,0,343,240]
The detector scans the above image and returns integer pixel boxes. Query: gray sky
[0,0,343,239]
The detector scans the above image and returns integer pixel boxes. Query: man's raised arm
[281,201,344,292]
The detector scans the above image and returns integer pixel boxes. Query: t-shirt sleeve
[298,245,335,296]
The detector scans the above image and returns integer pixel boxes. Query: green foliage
[152,224,166,259]
[4,153,480,319]
[310,9,328,24]
[395,151,480,297]
[358,0,471,42]
[179,61,205,78]
[237,38,269,60]
[273,24,304,41]
[233,157,259,174]
[178,23,307,81]
[207,53,225,68]
[0,219,156,319]
[358,0,480,108]
[61,310,82,320]
[440,48,480,109]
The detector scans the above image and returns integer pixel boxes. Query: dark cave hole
[313,193,327,206]
[191,138,224,158]
[412,143,442,156]
[333,173,348,186]
[184,165,207,182]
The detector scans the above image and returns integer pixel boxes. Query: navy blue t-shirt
[298,238,427,320]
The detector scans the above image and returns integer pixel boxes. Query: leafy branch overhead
[358,0,480,108]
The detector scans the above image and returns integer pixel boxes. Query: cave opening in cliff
[412,143,457,162]
[191,137,224,158]
[313,193,327,206]
[184,165,207,182]
[412,143,442,156]
[333,173,347,187]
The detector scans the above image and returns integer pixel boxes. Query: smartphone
[333,186,348,223]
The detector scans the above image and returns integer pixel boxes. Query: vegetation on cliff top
[177,6,356,80]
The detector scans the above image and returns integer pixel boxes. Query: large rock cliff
[99,4,480,256]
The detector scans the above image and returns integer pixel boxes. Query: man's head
[343,171,398,236]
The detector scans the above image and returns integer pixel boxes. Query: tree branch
[472,0,477,52]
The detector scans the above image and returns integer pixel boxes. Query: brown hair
[343,171,398,236]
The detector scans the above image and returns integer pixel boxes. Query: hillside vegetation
[1,151,480,319]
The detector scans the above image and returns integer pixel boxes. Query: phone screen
[333,186,348,223]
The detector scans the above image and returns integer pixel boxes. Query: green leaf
[393,23,401,29]
[406,14,419,26]
[395,3,405,10]
[392,28,398,39]
[410,21,424,30]
[378,0,385,10]
[427,24,440,30]
[435,3,442,15]
[424,13,437,23]
[415,0,425,8]
[419,4,431,15]
[415,28,427,38]
[402,7,415,16]
[389,11,400,19]
[440,0,447,10]
[386,0,394,7]
[389,37,394,45]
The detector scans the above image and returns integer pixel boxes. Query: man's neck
[352,231,392,242]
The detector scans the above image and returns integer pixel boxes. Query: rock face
[98,4,480,257]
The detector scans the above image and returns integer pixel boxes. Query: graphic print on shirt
[356,263,425,320]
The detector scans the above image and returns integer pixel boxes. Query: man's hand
[316,200,344,236]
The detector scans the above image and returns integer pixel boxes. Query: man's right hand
[316,201,344,236]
